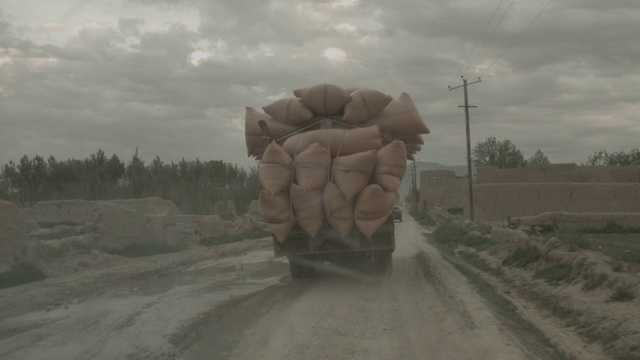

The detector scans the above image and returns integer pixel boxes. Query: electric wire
[448,0,505,86]
[467,0,515,73]
[485,0,554,72]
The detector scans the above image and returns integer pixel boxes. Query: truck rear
[275,215,395,278]
[244,84,429,279]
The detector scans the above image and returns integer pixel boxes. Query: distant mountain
[399,161,475,199]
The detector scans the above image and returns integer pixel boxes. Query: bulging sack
[405,143,422,153]
[266,220,294,244]
[259,142,293,195]
[245,107,295,157]
[281,126,382,158]
[294,142,331,192]
[354,184,395,238]
[364,92,430,138]
[323,182,355,238]
[400,134,424,145]
[342,88,393,123]
[291,184,324,238]
[259,189,292,224]
[332,150,378,200]
[262,98,314,126]
[373,140,407,192]
[299,84,351,116]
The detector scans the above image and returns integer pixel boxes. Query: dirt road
[183,216,543,360]
[1,216,550,360]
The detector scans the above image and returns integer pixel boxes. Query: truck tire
[379,251,393,276]
[369,251,392,276]
[289,260,305,279]
[289,257,315,279]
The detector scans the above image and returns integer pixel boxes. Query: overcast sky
[1,0,639,170]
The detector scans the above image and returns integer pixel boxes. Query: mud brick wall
[463,183,640,222]
[419,170,466,209]
[476,164,640,185]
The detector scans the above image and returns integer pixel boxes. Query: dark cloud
[0,0,639,170]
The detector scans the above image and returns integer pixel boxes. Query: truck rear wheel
[369,251,393,276]
[289,257,315,279]
[379,251,393,276]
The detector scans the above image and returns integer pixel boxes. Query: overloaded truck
[244,84,429,278]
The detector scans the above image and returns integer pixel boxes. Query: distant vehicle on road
[393,206,403,222]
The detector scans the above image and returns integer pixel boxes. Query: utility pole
[449,76,481,221]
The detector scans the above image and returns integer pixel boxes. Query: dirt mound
[0,200,27,272]
[23,198,180,226]
[474,225,640,360]
[214,201,237,220]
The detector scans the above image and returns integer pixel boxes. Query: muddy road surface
[2,216,550,360]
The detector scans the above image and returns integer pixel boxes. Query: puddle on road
[106,249,288,298]
[0,248,291,360]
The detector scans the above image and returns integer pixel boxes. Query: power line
[485,0,555,72]
[448,0,505,86]
[467,0,515,72]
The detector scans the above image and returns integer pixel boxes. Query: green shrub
[432,219,468,245]
[0,262,46,289]
[611,261,626,273]
[410,209,437,227]
[582,273,608,291]
[609,286,635,302]
[461,232,495,251]
[446,207,464,215]
[458,250,495,273]
[502,246,541,268]
[559,232,590,252]
[534,263,574,284]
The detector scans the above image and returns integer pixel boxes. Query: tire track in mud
[175,279,312,360]
[414,250,478,331]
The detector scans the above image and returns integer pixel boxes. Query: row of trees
[472,136,639,168]
[472,137,549,168]
[0,149,261,214]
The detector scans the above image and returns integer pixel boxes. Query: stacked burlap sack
[246,84,429,246]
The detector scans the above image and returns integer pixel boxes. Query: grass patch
[424,239,568,360]
[521,286,581,321]
[200,226,271,247]
[584,234,640,265]
[584,221,640,234]
[502,246,541,268]
[611,261,626,273]
[582,273,609,291]
[609,285,635,302]
[432,219,468,246]
[457,250,503,277]
[0,262,46,289]
[410,209,437,227]
[446,207,464,215]
[109,243,181,258]
[557,231,590,252]
[534,263,574,285]
[430,219,495,254]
